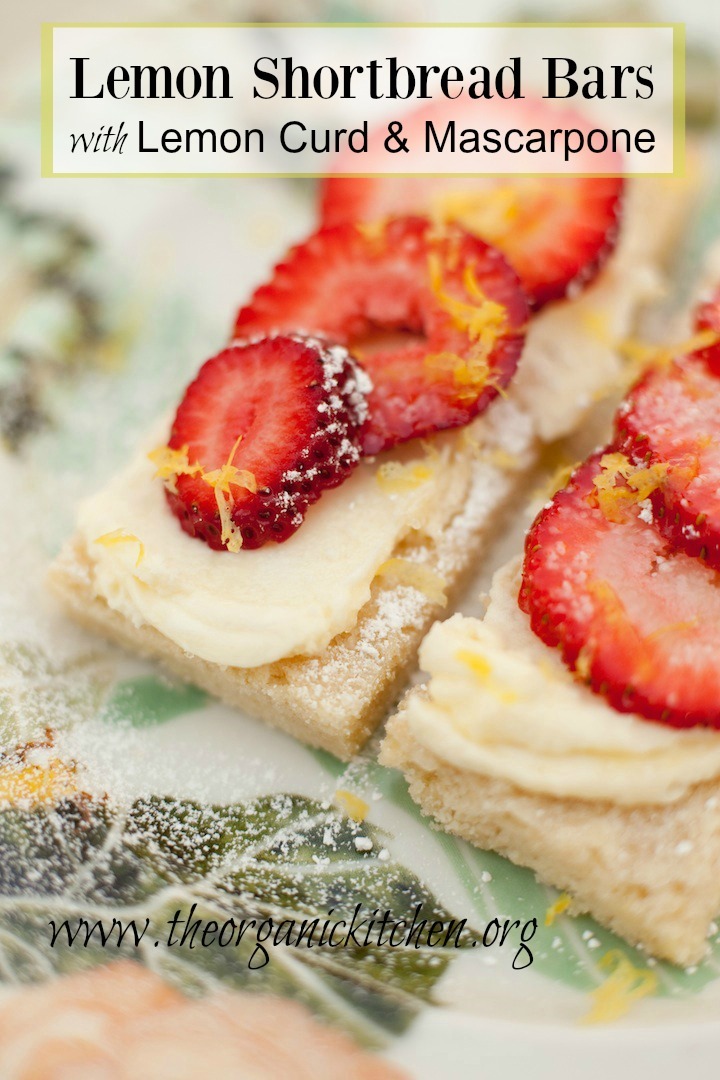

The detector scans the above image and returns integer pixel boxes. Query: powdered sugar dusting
[257,398,537,733]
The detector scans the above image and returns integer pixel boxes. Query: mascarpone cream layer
[406,560,720,805]
[76,429,475,668]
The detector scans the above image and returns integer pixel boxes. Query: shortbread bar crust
[49,452,529,760]
[380,709,720,965]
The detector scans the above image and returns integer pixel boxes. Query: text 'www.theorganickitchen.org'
[47,902,538,970]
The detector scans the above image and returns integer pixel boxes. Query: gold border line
[41,22,684,180]
[46,173,679,179]
[41,22,679,28]
[40,23,54,176]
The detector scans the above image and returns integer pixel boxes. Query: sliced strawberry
[234,216,528,455]
[320,97,623,310]
[520,452,720,729]
[319,96,623,310]
[616,353,720,569]
[162,335,370,550]
[320,175,622,309]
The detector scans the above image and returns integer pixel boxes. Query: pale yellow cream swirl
[405,560,720,805]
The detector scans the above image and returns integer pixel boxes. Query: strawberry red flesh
[165,335,369,550]
[520,453,720,729]
[234,216,528,455]
[320,175,623,309]
[616,353,720,570]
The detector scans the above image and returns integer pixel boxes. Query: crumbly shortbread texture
[380,709,720,966]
